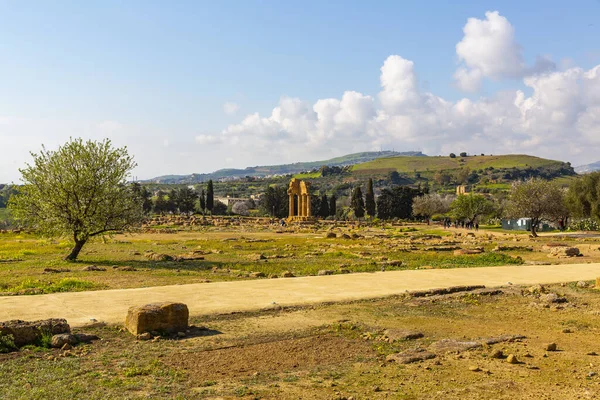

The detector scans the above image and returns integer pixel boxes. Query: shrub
[0,332,16,353]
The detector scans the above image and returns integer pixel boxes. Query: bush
[0,332,16,353]
[569,218,600,231]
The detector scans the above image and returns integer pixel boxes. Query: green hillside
[352,154,564,174]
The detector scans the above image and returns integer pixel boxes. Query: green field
[352,154,563,174]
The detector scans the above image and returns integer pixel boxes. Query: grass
[0,221,597,296]
[352,154,563,174]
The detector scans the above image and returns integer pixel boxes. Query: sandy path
[1,263,599,327]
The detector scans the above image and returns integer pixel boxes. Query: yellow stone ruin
[287,178,314,222]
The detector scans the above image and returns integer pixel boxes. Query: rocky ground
[2,281,600,399]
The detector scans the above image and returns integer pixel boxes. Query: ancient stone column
[307,194,311,217]
[289,194,294,218]
[303,194,308,217]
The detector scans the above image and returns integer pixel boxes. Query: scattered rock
[0,318,70,347]
[411,285,485,298]
[383,329,424,341]
[468,365,481,372]
[43,268,71,274]
[318,270,334,276]
[250,272,266,278]
[280,271,295,278]
[545,343,557,352]
[61,343,72,351]
[577,281,589,288]
[341,234,351,240]
[526,284,547,295]
[453,248,484,256]
[549,247,581,258]
[339,268,350,274]
[75,333,100,343]
[51,333,79,348]
[506,354,519,364]
[125,302,189,335]
[490,349,504,359]
[248,253,267,261]
[137,332,153,341]
[386,349,436,364]
[325,232,337,238]
[117,266,137,272]
[145,253,175,262]
[542,293,568,304]
[82,265,106,272]
[587,352,598,356]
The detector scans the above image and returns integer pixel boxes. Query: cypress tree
[351,187,365,219]
[206,180,214,213]
[365,178,376,217]
[199,189,206,214]
[318,194,329,218]
[329,195,337,217]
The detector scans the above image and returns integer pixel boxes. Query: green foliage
[412,193,452,219]
[569,218,600,231]
[199,189,206,213]
[351,186,365,218]
[365,178,376,217]
[7,278,97,295]
[328,195,337,217]
[505,178,567,235]
[37,329,53,349]
[0,332,16,353]
[8,138,144,260]
[449,153,456,158]
[376,186,423,220]
[567,172,600,221]
[450,193,493,223]
[206,180,214,212]
[260,185,288,218]
[318,194,329,218]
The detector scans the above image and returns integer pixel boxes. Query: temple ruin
[287,178,313,222]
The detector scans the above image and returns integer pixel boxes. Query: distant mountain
[575,162,600,174]
[146,151,426,184]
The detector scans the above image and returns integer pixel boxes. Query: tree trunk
[530,223,538,238]
[65,239,87,261]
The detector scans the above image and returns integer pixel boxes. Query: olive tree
[450,193,493,224]
[505,178,567,237]
[412,193,453,221]
[9,138,144,260]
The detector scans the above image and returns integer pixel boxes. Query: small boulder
[51,333,79,348]
[281,271,295,278]
[506,354,518,364]
[325,232,337,239]
[318,270,334,276]
[125,302,189,336]
[490,349,504,359]
[82,265,106,272]
[577,281,588,288]
[250,272,266,278]
[137,332,153,341]
[545,343,557,352]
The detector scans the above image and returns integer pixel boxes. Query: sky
[1,0,600,182]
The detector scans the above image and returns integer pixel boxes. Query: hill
[147,151,425,184]
[575,162,600,174]
[352,154,566,174]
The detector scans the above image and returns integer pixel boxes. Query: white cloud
[218,50,600,166]
[454,11,555,92]
[222,101,240,115]
[195,134,222,145]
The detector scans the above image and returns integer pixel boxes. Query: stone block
[125,302,189,335]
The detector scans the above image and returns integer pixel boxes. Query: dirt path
[2,263,600,327]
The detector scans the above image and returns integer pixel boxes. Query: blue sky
[1,1,600,181]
